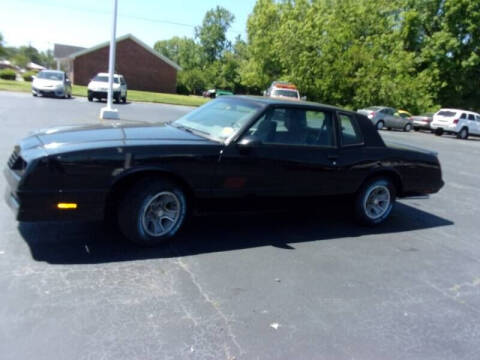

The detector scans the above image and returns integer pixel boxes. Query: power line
[19,0,243,34]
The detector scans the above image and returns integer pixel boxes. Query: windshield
[172,98,262,142]
[93,75,119,84]
[272,89,299,98]
[37,71,63,81]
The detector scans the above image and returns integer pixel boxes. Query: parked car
[430,108,480,139]
[31,70,72,98]
[87,73,127,103]
[4,96,444,245]
[202,89,233,99]
[357,106,413,131]
[264,81,301,100]
[412,113,434,131]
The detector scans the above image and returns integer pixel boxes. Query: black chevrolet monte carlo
[4,96,444,245]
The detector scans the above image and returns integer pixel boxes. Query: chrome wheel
[404,123,412,132]
[141,191,181,237]
[363,185,391,220]
[376,121,384,130]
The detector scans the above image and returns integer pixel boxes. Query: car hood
[19,122,213,155]
[32,78,62,87]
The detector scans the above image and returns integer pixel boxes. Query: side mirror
[237,135,262,148]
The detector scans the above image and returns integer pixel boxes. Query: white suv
[431,108,480,139]
[87,73,127,103]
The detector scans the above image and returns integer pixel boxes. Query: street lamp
[100,0,119,120]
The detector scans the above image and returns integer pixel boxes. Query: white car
[32,70,72,98]
[264,81,301,100]
[87,73,127,103]
[431,108,480,139]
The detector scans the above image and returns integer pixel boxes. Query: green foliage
[22,71,36,82]
[0,69,16,80]
[154,37,204,70]
[195,6,235,62]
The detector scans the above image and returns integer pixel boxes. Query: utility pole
[100,0,119,120]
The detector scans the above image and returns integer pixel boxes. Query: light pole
[100,0,119,120]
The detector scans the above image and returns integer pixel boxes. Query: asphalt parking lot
[1,91,480,360]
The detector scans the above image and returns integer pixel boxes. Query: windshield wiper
[173,124,210,136]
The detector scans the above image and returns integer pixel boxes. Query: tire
[434,128,443,136]
[387,127,392,131]
[404,123,413,132]
[114,95,120,104]
[88,96,93,102]
[118,179,188,246]
[122,95,126,103]
[413,126,419,131]
[32,93,37,97]
[457,127,469,140]
[376,120,384,130]
[355,177,396,226]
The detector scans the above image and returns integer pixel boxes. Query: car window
[468,114,475,120]
[460,113,467,119]
[437,110,457,117]
[339,113,363,146]
[476,115,480,122]
[120,77,126,85]
[247,107,335,147]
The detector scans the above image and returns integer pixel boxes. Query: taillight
[368,111,376,119]
[424,117,431,122]
[453,118,459,124]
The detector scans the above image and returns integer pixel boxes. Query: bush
[0,69,16,80]
[22,71,36,82]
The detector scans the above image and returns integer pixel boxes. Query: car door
[333,112,372,194]
[467,113,476,134]
[215,105,339,198]
[120,76,127,97]
[384,108,396,128]
[475,115,480,135]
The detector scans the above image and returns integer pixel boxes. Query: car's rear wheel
[355,177,396,225]
[404,123,413,132]
[88,95,93,102]
[413,126,419,131]
[457,127,469,140]
[434,128,443,136]
[118,179,187,245]
[376,120,384,130]
[122,95,127,103]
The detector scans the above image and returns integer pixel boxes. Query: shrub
[22,71,36,82]
[0,68,16,80]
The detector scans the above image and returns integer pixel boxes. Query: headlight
[56,83,64,89]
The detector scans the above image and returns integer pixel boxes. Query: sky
[0,0,257,51]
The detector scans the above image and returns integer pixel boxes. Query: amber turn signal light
[57,203,78,209]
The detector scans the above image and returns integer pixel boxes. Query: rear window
[339,113,363,146]
[437,111,457,117]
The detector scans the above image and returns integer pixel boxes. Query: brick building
[65,34,180,93]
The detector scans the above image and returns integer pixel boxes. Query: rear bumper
[4,167,105,222]
[412,120,431,129]
[430,122,458,133]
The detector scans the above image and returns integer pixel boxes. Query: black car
[4,96,444,245]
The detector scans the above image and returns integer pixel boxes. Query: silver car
[357,106,413,132]
[32,70,72,98]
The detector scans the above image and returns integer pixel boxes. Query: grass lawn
[0,79,209,107]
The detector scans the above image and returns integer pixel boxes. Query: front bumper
[88,90,120,99]
[4,166,106,222]
[32,86,65,97]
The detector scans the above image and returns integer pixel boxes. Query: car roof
[437,108,478,114]
[225,95,355,114]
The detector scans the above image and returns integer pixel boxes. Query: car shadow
[18,201,453,265]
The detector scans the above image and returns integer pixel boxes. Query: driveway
[1,91,479,360]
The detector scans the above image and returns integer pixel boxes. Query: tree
[195,6,235,63]
[0,33,5,58]
[154,36,204,70]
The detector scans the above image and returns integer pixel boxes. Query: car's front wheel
[376,120,384,130]
[118,179,188,245]
[355,177,396,225]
